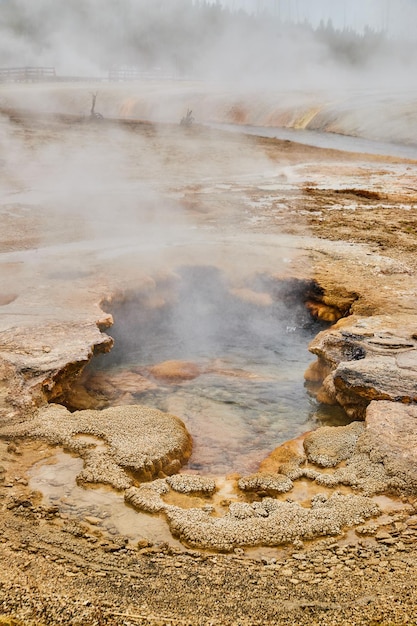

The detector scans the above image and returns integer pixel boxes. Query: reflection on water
[88,268,347,475]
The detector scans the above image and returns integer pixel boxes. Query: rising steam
[0,0,417,90]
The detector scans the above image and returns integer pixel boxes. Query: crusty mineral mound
[357,400,417,494]
[303,421,365,467]
[125,480,170,513]
[165,493,379,551]
[0,404,192,489]
[123,477,380,551]
[166,474,216,495]
[238,472,293,495]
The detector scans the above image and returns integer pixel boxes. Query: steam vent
[1,79,417,625]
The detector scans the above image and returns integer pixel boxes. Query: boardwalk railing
[108,66,180,81]
[0,67,56,82]
[0,66,188,83]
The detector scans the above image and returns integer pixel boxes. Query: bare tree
[180,108,194,127]
[90,92,103,119]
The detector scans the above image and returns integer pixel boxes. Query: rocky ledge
[306,313,417,418]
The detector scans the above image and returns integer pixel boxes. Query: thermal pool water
[85,267,348,475]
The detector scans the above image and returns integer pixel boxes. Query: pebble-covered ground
[1,487,417,625]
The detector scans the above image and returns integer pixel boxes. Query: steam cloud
[1,0,417,90]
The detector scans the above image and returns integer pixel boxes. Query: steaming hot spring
[62,266,344,476]
[3,88,417,552]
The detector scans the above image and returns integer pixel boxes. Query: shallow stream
[210,122,417,159]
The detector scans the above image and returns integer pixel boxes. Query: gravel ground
[1,498,417,625]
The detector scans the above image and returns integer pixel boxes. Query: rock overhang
[308,313,417,418]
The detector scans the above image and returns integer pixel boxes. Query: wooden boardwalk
[0,66,56,82]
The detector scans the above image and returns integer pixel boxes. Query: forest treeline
[0,0,412,78]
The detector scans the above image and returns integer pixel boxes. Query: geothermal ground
[1,86,417,624]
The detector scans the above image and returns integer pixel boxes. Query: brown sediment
[65,369,158,411]
[305,300,343,322]
[149,360,202,383]
[258,433,307,473]
[229,287,273,307]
